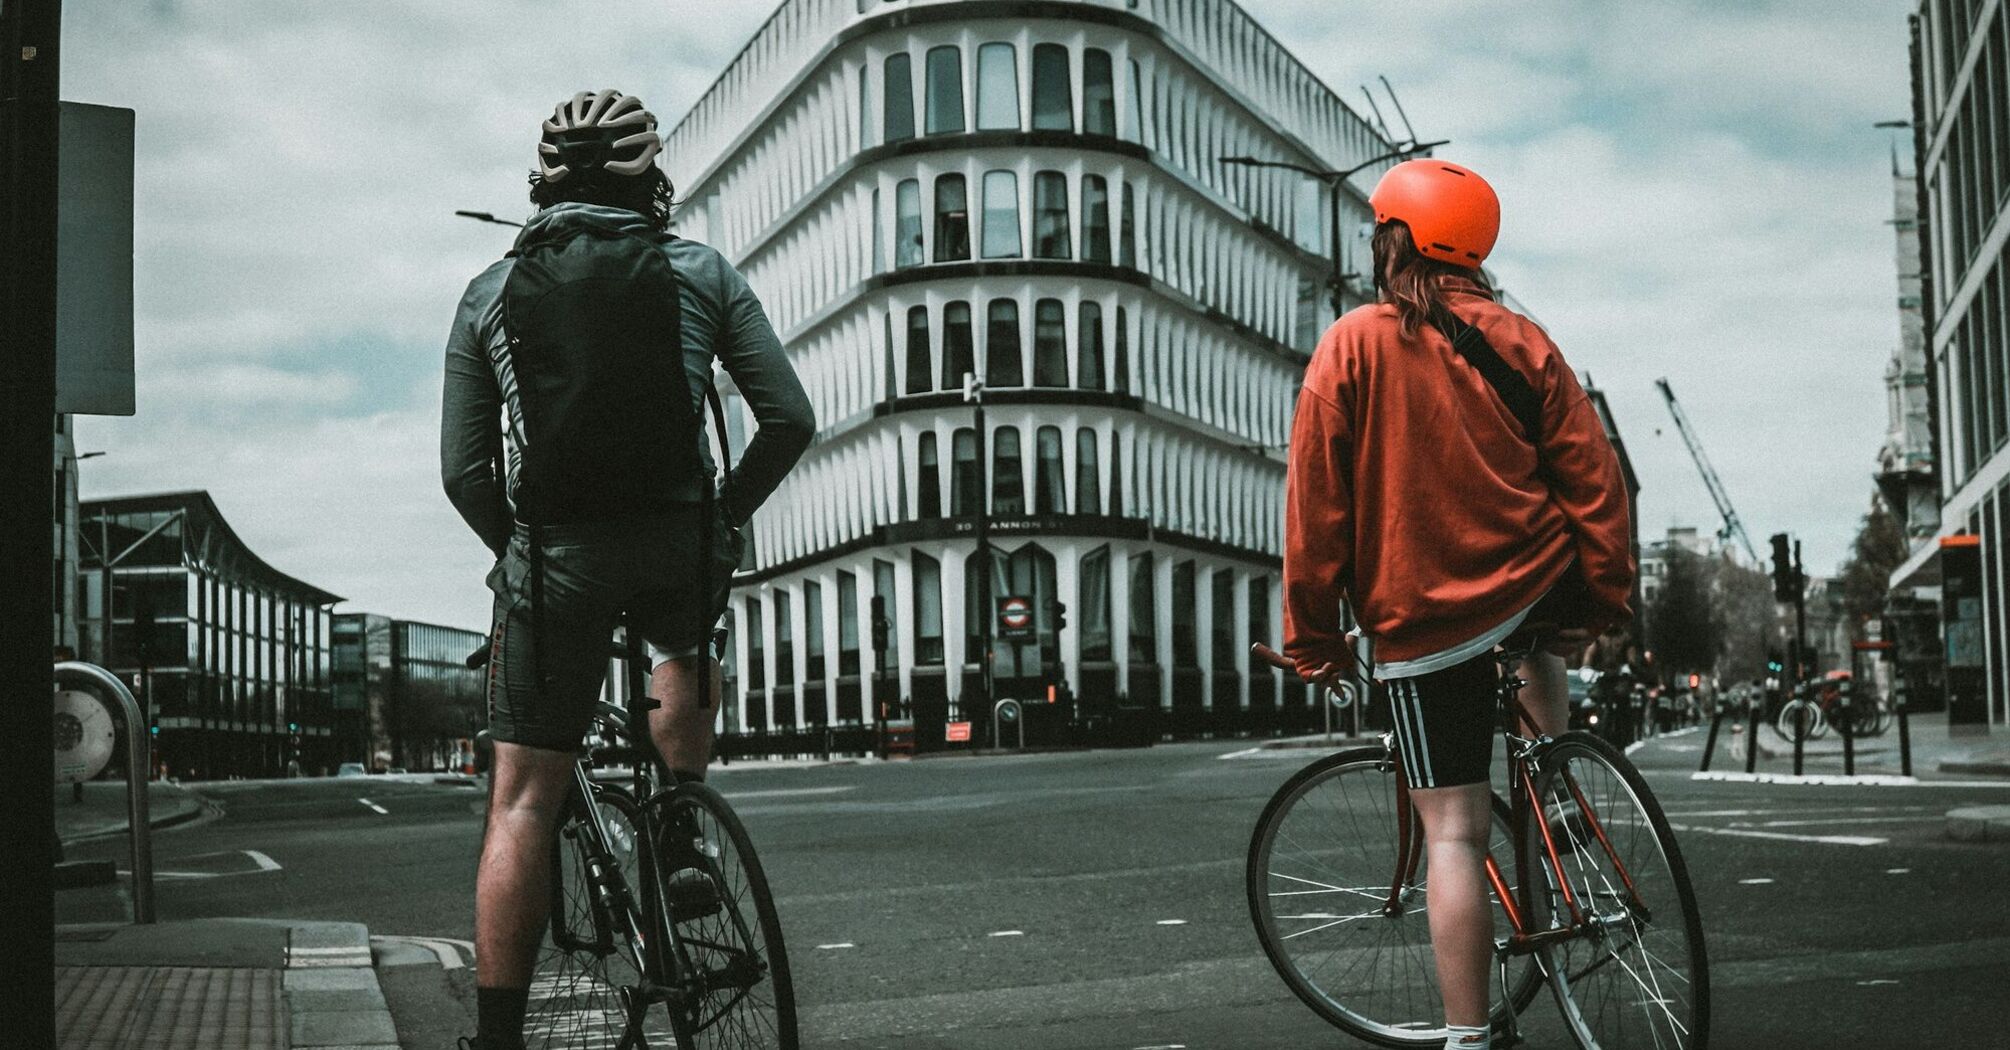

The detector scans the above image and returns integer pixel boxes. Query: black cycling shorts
[1383,652,1500,789]
[484,506,741,752]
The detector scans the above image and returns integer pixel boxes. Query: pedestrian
[440,89,813,1050]
[1282,159,1634,1050]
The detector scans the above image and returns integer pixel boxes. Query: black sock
[476,985,529,1047]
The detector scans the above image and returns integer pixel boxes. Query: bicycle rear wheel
[1247,747,1543,1047]
[647,781,798,1049]
[1531,732,1708,1050]
[525,784,675,1050]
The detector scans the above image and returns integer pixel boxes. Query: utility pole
[3,0,65,1019]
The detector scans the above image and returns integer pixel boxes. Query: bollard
[55,661,155,925]
[1792,705,1805,776]
[1744,698,1761,774]
[1699,703,1727,772]
[1897,702,1913,777]
[1840,697,1856,777]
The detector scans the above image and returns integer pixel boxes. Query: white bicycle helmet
[538,90,662,182]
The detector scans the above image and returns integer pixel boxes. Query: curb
[285,920,399,1049]
[1257,735,1379,750]
[57,782,220,849]
[1945,805,2010,842]
[1939,760,2010,778]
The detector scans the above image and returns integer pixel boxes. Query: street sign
[53,689,117,783]
[945,721,972,743]
[998,595,1034,641]
[57,102,137,416]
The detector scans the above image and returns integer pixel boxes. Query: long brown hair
[1372,219,1494,341]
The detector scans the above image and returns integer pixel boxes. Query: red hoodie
[1282,276,1633,677]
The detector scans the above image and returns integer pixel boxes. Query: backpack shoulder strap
[1433,311,1544,457]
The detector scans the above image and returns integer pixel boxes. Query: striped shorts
[1382,650,1502,789]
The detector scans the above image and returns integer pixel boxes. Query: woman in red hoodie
[1283,159,1633,1050]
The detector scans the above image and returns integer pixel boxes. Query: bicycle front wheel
[1531,732,1709,1050]
[1247,747,1543,1047]
[646,781,799,1050]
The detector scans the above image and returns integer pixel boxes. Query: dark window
[1212,569,1236,671]
[858,63,871,146]
[871,186,885,272]
[894,178,922,268]
[1126,58,1145,142]
[981,170,1020,258]
[883,311,899,399]
[1082,175,1111,263]
[873,559,899,665]
[976,42,1019,130]
[942,300,975,389]
[838,571,861,677]
[914,551,944,665]
[985,298,1023,387]
[1075,429,1101,514]
[905,305,931,394]
[1108,429,1124,515]
[805,580,826,680]
[1248,576,1270,656]
[1034,426,1064,514]
[1031,43,1073,131]
[1033,298,1068,387]
[775,589,795,688]
[992,426,1025,514]
[1032,171,1071,259]
[1113,306,1130,393]
[1119,182,1136,267]
[1172,562,1198,668]
[1082,48,1116,135]
[1079,545,1113,661]
[1077,301,1105,389]
[883,53,915,142]
[917,431,942,517]
[1128,551,1156,662]
[924,45,965,135]
[951,427,981,515]
[934,173,970,261]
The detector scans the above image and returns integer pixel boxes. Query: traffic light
[1769,533,1797,601]
[287,721,299,734]
[1049,599,1068,633]
[1766,650,1784,674]
[869,595,890,652]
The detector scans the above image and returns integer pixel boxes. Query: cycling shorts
[483,506,741,752]
[1383,653,1499,789]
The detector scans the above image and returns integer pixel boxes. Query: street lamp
[1220,139,1448,316]
[454,209,524,229]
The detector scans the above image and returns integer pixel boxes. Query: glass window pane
[905,305,931,394]
[1033,171,1071,259]
[1080,545,1112,661]
[992,426,1024,514]
[1082,174,1111,263]
[874,559,899,663]
[1031,43,1073,131]
[1113,306,1130,394]
[1077,301,1105,389]
[1126,58,1145,143]
[951,427,980,515]
[1119,182,1135,268]
[883,313,898,400]
[1035,426,1064,514]
[858,63,872,147]
[894,178,922,268]
[1075,429,1101,514]
[981,170,1020,258]
[918,431,942,517]
[1033,298,1068,387]
[924,45,965,135]
[1128,552,1155,662]
[883,53,915,142]
[838,572,860,676]
[1172,562,1197,668]
[914,552,944,665]
[942,300,975,389]
[933,173,970,261]
[1083,48,1116,135]
[872,184,885,271]
[976,42,1020,130]
[985,298,1023,386]
[1109,429,1124,515]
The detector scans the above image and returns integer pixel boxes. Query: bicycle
[1246,633,1708,1049]
[471,615,798,1049]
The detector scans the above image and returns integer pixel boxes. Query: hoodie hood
[513,202,658,253]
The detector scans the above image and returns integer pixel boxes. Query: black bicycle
[473,619,797,1049]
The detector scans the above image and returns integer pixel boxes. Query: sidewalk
[56,779,212,848]
[1741,713,2008,778]
[55,918,397,1050]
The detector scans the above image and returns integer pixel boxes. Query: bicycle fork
[570,764,655,977]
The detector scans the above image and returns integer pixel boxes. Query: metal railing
[55,660,155,924]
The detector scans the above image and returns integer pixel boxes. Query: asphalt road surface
[58,731,2010,1049]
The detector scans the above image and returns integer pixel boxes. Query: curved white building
[664,0,1402,744]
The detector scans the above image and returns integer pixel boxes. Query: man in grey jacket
[441,90,812,1050]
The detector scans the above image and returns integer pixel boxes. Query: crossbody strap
[1432,311,1544,463]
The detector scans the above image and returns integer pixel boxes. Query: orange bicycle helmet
[1368,159,1500,268]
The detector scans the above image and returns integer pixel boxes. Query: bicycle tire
[646,781,799,1050]
[1530,732,1709,1050]
[524,783,675,1050]
[1247,747,1543,1047]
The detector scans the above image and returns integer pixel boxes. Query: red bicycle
[1246,636,1708,1049]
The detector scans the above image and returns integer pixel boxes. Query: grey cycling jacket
[440,202,813,556]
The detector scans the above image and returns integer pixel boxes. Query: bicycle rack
[55,660,156,924]
[993,699,1023,749]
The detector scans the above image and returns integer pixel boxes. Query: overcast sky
[66,0,1914,631]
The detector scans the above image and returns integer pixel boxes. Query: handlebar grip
[1250,642,1295,675]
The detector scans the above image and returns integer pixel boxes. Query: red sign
[998,595,1034,640]
[945,721,972,743]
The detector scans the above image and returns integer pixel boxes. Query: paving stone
[56,965,285,1050]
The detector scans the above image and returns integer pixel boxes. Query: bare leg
[475,742,577,990]
[1518,651,1571,738]
[648,655,720,777]
[1409,781,1495,1031]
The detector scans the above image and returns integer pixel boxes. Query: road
[57,732,2010,1049]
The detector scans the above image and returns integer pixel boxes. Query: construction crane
[1655,378,1760,563]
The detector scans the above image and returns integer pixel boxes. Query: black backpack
[501,222,702,526]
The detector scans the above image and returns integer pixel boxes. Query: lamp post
[454,209,524,229]
[1220,140,1448,316]
[962,372,993,732]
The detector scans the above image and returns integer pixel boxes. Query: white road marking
[1133,1044,1189,1049]
[1664,805,1938,818]
[243,849,282,872]
[128,849,284,880]
[1729,816,1932,828]
[1693,771,2010,788]
[724,786,858,800]
[1668,822,1886,847]
[1857,979,1901,986]
[989,930,1024,937]
[1155,919,1188,926]
[373,935,465,970]
[816,942,856,950]
[1625,740,1647,756]
[1738,878,1775,885]
[1886,868,1912,874]
[358,797,389,814]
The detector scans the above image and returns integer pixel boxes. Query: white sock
[1444,1023,1489,1049]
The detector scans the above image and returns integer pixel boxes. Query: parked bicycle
[1246,634,1708,1049]
[471,617,797,1050]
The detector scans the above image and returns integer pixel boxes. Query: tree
[1647,546,1723,678]
[1837,496,1908,635]
[1714,558,1785,682]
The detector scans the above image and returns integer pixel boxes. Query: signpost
[998,596,1034,641]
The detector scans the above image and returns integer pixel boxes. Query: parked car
[335,762,367,778]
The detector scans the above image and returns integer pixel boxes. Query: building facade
[80,492,341,778]
[332,613,489,772]
[663,0,1411,743]
[1890,0,2010,725]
